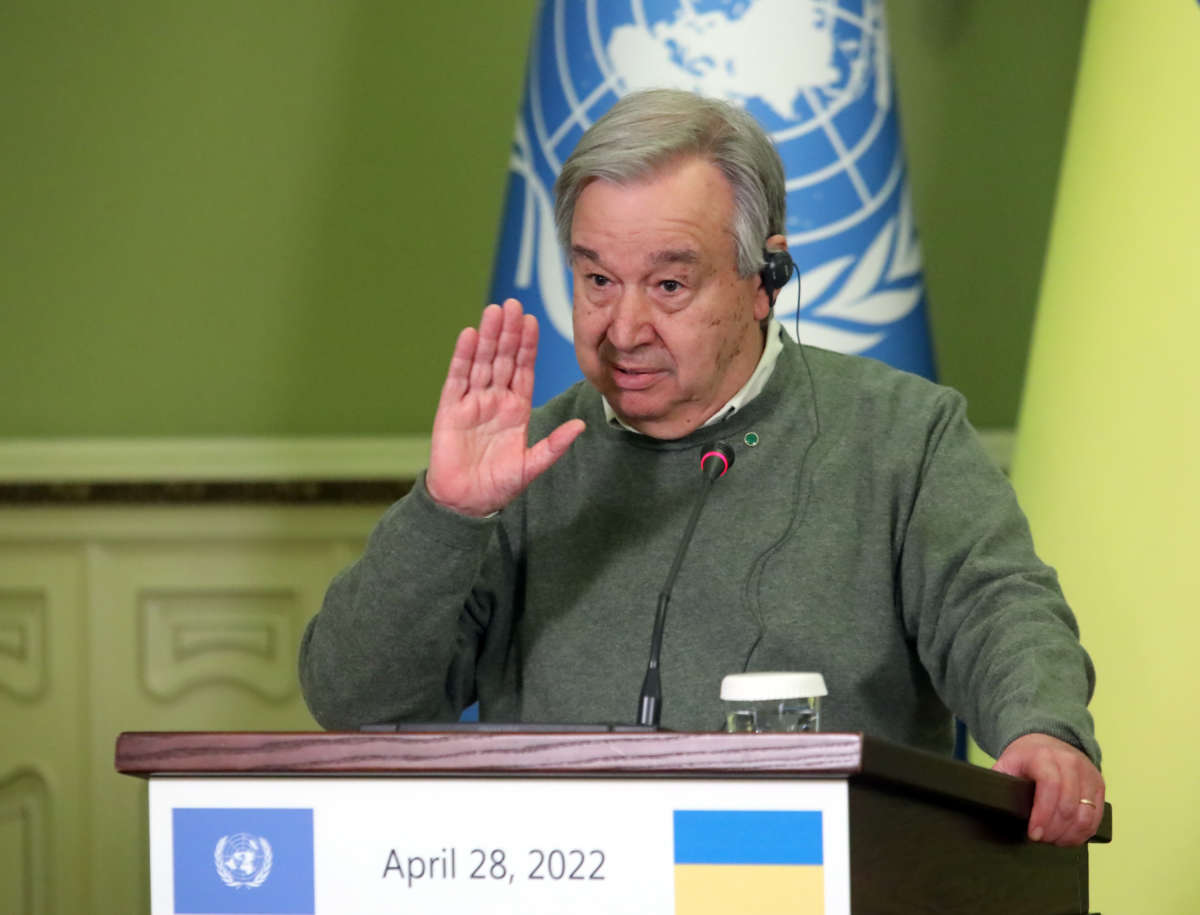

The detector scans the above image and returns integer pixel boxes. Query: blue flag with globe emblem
[489,0,936,405]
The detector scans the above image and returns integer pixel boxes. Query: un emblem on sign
[492,0,933,403]
[214,832,274,889]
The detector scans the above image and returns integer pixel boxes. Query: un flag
[489,0,936,404]
[172,808,315,915]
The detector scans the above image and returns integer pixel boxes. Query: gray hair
[553,89,786,278]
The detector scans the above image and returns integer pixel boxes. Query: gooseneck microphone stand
[636,443,735,728]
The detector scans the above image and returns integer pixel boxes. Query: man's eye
[589,274,611,287]
[660,280,682,293]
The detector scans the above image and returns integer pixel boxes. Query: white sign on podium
[149,777,851,914]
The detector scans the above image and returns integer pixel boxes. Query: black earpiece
[760,248,795,296]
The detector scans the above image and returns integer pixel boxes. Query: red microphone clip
[699,449,731,479]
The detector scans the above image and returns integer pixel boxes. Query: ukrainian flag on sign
[674,810,824,914]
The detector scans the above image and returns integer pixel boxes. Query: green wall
[0,1,1087,437]
[888,0,1089,426]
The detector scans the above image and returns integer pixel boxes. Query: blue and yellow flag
[673,810,824,914]
[490,0,936,404]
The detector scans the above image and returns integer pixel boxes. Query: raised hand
[425,299,585,517]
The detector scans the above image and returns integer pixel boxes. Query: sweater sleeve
[896,390,1101,765]
[298,472,506,730]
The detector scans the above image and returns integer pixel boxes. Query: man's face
[570,157,771,440]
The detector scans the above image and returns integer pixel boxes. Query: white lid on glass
[720,671,827,701]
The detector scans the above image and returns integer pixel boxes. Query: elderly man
[300,89,1103,846]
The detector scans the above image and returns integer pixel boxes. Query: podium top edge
[113,730,1111,843]
[115,730,869,777]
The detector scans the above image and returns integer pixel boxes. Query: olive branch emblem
[779,189,924,353]
[214,834,273,889]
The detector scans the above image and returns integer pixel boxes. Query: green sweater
[299,333,1100,763]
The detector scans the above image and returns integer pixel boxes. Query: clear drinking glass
[721,672,827,733]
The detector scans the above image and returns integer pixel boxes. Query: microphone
[637,442,736,728]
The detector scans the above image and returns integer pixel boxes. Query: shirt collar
[602,319,786,434]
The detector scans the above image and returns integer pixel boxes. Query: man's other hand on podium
[993,733,1105,846]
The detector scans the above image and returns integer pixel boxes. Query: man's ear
[754,275,773,322]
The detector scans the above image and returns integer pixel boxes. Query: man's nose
[606,290,655,350]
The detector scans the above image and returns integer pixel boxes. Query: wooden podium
[117,730,1111,914]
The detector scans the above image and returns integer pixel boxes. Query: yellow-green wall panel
[0,0,537,437]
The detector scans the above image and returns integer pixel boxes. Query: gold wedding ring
[1078,798,1096,808]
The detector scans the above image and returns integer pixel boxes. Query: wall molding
[0,437,430,483]
[0,430,1016,487]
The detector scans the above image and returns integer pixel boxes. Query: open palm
[426,300,584,517]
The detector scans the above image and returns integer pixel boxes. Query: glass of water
[721,672,826,733]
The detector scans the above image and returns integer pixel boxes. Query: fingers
[437,326,478,409]
[1026,754,1072,843]
[490,300,525,391]
[1077,779,1106,841]
[993,733,1104,846]
[1060,763,1105,845]
[512,311,540,401]
[1037,755,1103,846]
[442,300,532,398]
[469,303,505,389]
[522,419,586,487]
[1049,758,1082,843]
